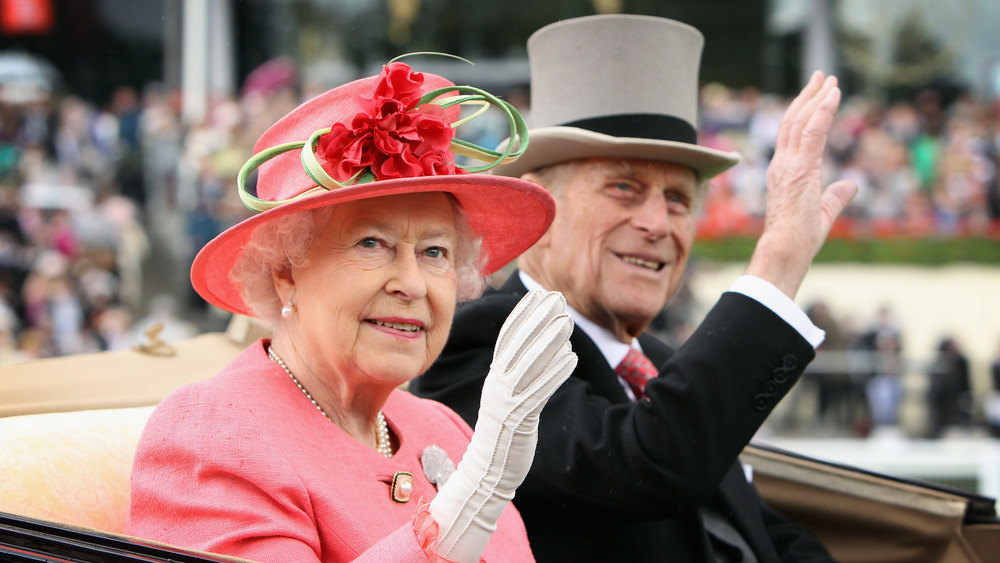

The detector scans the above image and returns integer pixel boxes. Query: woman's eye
[358,237,379,249]
[424,246,447,259]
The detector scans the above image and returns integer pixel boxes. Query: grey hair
[230,195,487,329]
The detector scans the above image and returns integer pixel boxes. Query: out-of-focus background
[1,0,999,496]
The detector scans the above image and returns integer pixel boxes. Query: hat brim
[490,126,741,180]
[191,174,554,317]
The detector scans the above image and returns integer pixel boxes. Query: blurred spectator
[927,335,973,438]
[98,195,149,312]
[51,96,116,185]
[92,304,133,351]
[139,82,183,214]
[910,87,946,196]
[986,340,1000,438]
[857,305,904,429]
[807,300,857,431]
[0,298,19,363]
[110,85,145,207]
[46,271,90,356]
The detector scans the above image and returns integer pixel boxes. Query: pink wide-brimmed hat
[191,61,555,317]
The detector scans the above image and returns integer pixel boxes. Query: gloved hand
[429,289,577,562]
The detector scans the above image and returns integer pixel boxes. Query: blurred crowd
[0,58,303,363]
[765,299,1000,440]
[697,82,1000,239]
[2,61,1000,411]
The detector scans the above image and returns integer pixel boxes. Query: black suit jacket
[411,273,834,562]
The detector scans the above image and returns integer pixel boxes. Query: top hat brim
[490,126,741,180]
[190,174,555,317]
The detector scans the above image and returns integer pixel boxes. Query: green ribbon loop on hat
[419,84,529,173]
[237,74,529,214]
[300,126,371,190]
[237,141,328,212]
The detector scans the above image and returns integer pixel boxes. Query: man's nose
[631,193,670,239]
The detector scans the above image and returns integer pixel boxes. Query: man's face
[522,158,698,341]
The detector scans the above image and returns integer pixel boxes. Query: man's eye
[606,181,641,198]
[666,192,693,210]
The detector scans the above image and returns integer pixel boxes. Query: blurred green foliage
[692,237,1000,264]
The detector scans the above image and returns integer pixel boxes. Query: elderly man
[411,14,855,562]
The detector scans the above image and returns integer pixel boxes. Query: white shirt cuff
[728,275,825,349]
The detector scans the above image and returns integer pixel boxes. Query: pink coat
[126,339,533,562]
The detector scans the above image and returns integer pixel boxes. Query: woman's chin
[360,361,425,388]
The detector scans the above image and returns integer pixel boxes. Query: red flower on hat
[316,62,461,182]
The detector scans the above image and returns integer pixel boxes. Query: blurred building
[0,0,795,125]
[3,1,1000,125]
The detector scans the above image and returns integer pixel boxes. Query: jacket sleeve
[412,290,815,520]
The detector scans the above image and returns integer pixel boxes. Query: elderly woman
[125,61,577,563]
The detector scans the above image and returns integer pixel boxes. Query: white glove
[429,289,577,562]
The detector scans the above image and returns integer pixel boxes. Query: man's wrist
[744,234,811,299]
[728,275,825,349]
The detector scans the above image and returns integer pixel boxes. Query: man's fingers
[783,75,838,156]
[774,71,824,153]
[821,179,859,224]
[797,82,841,160]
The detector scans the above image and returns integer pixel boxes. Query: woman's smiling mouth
[368,319,423,332]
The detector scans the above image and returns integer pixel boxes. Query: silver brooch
[421,445,455,488]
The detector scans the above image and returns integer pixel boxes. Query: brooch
[390,471,413,503]
[421,445,456,488]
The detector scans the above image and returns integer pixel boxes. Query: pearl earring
[281,300,295,318]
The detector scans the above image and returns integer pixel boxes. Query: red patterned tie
[615,348,658,399]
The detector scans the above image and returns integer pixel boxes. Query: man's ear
[521,171,554,249]
[521,171,544,187]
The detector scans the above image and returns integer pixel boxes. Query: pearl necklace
[268,346,392,458]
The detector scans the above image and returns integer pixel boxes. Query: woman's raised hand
[429,289,577,562]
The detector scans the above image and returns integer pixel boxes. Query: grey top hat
[492,14,741,180]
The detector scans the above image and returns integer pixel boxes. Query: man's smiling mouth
[618,254,665,271]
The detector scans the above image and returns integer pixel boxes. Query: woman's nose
[385,251,427,300]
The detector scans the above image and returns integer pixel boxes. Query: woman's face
[283,192,459,388]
